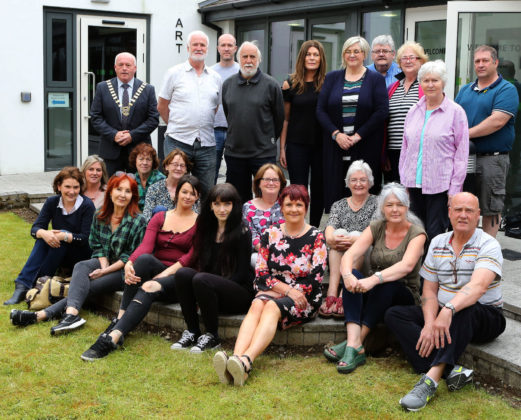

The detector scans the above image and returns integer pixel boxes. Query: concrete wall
[0,0,218,175]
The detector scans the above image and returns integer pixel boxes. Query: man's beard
[240,64,258,77]
[190,52,207,62]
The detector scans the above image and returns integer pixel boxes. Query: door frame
[76,14,147,165]
[404,5,447,43]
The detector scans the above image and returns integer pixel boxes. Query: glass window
[51,19,68,82]
[456,12,521,209]
[270,20,305,83]
[46,92,73,169]
[362,9,403,56]
[311,22,346,71]
[237,28,266,72]
[415,20,446,61]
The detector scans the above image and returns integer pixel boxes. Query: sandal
[227,354,253,386]
[323,340,347,363]
[337,345,366,374]
[318,296,337,318]
[332,297,344,319]
[213,350,232,385]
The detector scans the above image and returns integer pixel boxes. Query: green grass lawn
[0,211,519,419]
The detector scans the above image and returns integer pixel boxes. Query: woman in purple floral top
[213,185,327,387]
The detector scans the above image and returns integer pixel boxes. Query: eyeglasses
[261,177,280,184]
[349,177,369,184]
[345,49,363,56]
[169,163,186,169]
[114,171,136,180]
[372,49,392,55]
[400,56,420,62]
[449,258,458,284]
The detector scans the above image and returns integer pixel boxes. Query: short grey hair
[341,36,370,67]
[375,183,424,227]
[114,52,136,66]
[418,60,447,86]
[345,160,374,188]
[187,30,209,46]
[372,35,395,51]
[237,41,262,63]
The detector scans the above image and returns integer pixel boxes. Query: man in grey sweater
[222,41,284,202]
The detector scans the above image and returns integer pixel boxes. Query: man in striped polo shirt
[385,192,506,411]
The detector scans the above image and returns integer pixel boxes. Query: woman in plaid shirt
[10,173,146,334]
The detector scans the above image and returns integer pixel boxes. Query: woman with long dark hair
[80,175,200,361]
[172,183,254,353]
[280,40,327,227]
[10,173,146,333]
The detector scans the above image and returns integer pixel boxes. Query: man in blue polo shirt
[455,45,519,237]
[367,35,401,87]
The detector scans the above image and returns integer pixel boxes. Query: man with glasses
[90,52,159,176]
[385,192,505,412]
[368,35,400,87]
[455,45,519,238]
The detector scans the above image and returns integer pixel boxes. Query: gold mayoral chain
[107,80,147,117]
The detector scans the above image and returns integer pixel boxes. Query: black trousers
[383,149,401,184]
[114,254,177,336]
[174,267,252,337]
[384,302,506,374]
[104,146,131,177]
[408,188,449,242]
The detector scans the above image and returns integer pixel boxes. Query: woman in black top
[171,183,254,353]
[280,40,327,227]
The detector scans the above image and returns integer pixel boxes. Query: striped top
[342,74,365,136]
[387,80,420,150]
[420,229,503,307]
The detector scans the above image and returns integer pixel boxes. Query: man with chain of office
[91,52,159,175]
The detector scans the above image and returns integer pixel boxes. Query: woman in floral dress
[213,184,327,386]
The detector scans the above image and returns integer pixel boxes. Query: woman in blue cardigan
[4,167,95,305]
[316,36,389,212]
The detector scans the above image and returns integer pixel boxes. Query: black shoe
[50,314,86,335]
[4,284,29,305]
[189,332,221,354]
[81,333,118,361]
[10,309,37,326]
[170,330,198,351]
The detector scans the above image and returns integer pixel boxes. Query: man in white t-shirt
[385,192,506,411]
[211,34,240,184]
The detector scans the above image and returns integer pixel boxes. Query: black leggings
[114,254,177,336]
[175,267,253,337]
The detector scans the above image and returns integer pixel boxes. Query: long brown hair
[289,40,327,95]
[97,173,140,223]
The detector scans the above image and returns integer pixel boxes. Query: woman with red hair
[213,185,327,386]
[10,173,147,334]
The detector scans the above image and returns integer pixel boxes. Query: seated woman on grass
[323,183,426,374]
[10,173,146,334]
[80,175,200,361]
[213,185,327,386]
[171,183,254,353]
[4,167,95,305]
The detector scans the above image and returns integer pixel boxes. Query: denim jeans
[224,155,276,203]
[164,135,216,199]
[15,238,91,289]
[214,128,227,184]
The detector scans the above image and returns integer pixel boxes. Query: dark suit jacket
[316,68,388,211]
[90,77,159,160]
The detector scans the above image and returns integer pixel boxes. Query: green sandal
[336,345,366,374]
[323,340,347,363]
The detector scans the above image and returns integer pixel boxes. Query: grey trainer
[446,365,473,391]
[399,375,437,411]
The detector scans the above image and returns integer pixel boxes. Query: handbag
[25,275,71,310]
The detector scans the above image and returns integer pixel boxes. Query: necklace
[348,196,366,211]
[283,223,307,239]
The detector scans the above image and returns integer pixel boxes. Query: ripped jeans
[113,254,178,336]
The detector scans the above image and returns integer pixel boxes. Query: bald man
[385,192,506,411]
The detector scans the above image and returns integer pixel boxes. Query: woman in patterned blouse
[129,143,165,211]
[319,160,377,318]
[213,185,327,386]
[10,173,146,334]
[242,163,287,266]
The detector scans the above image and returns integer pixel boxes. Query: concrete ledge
[0,192,29,209]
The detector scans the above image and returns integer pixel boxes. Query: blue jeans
[15,238,91,289]
[224,155,276,203]
[214,128,227,184]
[164,135,216,199]
[342,269,415,329]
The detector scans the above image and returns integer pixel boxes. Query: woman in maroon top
[80,175,200,361]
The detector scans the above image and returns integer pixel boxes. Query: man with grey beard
[222,41,284,202]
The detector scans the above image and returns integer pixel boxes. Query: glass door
[405,6,447,62]
[309,19,347,72]
[77,15,146,164]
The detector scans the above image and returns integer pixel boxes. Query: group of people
[3,29,518,413]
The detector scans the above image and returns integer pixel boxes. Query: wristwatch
[444,302,456,316]
[332,131,339,140]
[374,272,384,284]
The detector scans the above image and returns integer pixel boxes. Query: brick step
[96,291,521,390]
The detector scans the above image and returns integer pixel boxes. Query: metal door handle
[85,71,96,99]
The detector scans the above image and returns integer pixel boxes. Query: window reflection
[238,28,266,72]
[311,22,346,71]
[52,19,67,82]
[362,9,403,60]
[415,20,446,61]
[270,20,305,83]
